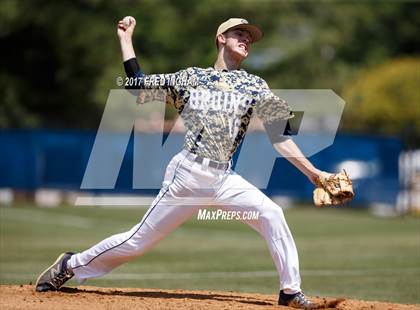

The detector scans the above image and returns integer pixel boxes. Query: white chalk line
[1,268,419,281]
[0,208,93,228]
[75,196,223,207]
[75,196,156,206]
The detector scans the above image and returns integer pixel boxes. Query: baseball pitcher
[35,17,350,309]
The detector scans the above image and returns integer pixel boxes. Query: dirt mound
[0,285,418,310]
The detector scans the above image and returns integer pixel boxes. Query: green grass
[0,204,419,304]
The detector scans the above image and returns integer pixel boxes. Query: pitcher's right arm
[117,17,188,90]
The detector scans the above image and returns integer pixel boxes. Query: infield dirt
[0,285,419,310]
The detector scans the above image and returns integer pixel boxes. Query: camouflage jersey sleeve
[123,57,197,112]
[255,78,294,143]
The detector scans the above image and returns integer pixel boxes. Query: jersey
[124,59,293,162]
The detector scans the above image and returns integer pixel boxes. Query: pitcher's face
[223,29,252,59]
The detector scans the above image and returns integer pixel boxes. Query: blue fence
[0,129,400,205]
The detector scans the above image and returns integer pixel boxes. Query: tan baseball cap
[216,18,263,45]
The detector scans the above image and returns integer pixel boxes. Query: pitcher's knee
[260,200,285,219]
[261,208,284,224]
[125,221,166,255]
[258,206,290,239]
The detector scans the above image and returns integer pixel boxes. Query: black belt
[184,150,230,170]
[193,155,230,170]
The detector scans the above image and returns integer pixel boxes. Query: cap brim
[230,24,263,43]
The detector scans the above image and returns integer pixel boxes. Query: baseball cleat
[35,252,74,292]
[278,290,316,309]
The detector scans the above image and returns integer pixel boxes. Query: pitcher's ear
[217,33,226,48]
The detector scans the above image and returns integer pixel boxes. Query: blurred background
[0,0,419,304]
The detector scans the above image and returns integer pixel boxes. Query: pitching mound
[0,285,418,310]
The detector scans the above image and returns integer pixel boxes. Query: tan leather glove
[313,170,355,207]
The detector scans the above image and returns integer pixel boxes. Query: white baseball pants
[70,150,302,293]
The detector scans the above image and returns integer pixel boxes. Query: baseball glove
[313,170,354,207]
